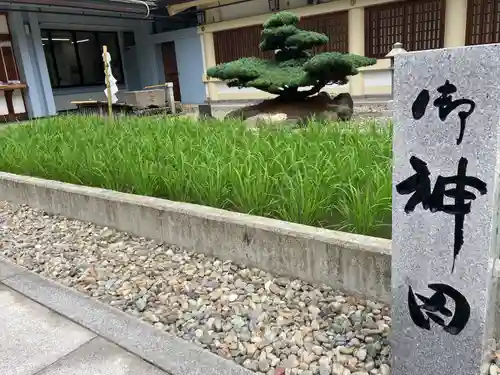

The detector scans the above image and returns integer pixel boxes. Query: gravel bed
[0,201,498,375]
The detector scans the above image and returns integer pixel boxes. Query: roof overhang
[0,0,159,18]
[164,0,213,15]
[156,0,240,16]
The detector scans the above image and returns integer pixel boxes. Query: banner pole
[102,45,113,121]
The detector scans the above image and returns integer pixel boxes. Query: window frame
[466,0,500,45]
[41,29,125,89]
[364,0,446,59]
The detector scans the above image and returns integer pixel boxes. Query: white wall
[0,13,8,34]
[0,90,25,116]
[214,80,349,97]
[150,27,207,104]
[363,70,391,88]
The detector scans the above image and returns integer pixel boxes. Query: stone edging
[0,172,392,303]
[0,257,254,375]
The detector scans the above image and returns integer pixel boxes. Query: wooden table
[70,100,171,117]
[70,100,134,116]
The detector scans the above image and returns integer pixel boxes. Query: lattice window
[365,0,445,58]
[214,25,271,64]
[466,0,500,45]
[213,11,349,64]
[299,11,349,53]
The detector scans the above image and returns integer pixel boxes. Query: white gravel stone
[1,201,499,374]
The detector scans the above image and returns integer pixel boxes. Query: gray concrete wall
[0,172,497,338]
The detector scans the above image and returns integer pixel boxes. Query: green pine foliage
[206,11,376,99]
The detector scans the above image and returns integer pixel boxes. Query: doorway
[161,41,181,101]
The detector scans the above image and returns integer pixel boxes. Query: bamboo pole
[102,45,113,120]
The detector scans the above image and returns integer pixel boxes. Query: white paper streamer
[102,51,118,104]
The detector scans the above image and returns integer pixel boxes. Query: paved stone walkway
[0,284,169,375]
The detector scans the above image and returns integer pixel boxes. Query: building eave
[0,0,159,18]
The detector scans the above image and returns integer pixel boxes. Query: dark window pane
[98,32,123,83]
[75,31,103,85]
[40,29,123,88]
[50,30,80,86]
[41,30,59,87]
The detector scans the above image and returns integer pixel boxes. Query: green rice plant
[0,114,392,237]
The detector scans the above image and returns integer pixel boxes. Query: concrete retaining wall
[0,171,498,338]
[0,172,391,303]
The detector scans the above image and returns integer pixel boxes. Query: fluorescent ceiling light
[42,38,71,41]
[41,37,89,43]
[71,39,90,44]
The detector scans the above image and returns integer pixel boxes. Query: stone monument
[391,44,500,374]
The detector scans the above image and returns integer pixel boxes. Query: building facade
[0,0,206,120]
[1,0,498,120]
[188,0,495,102]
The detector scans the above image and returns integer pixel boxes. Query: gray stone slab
[0,256,27,280]
[392,44,500,375]
[0,284,95,375]
[3,271,254,375]
[37,337,169,375]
